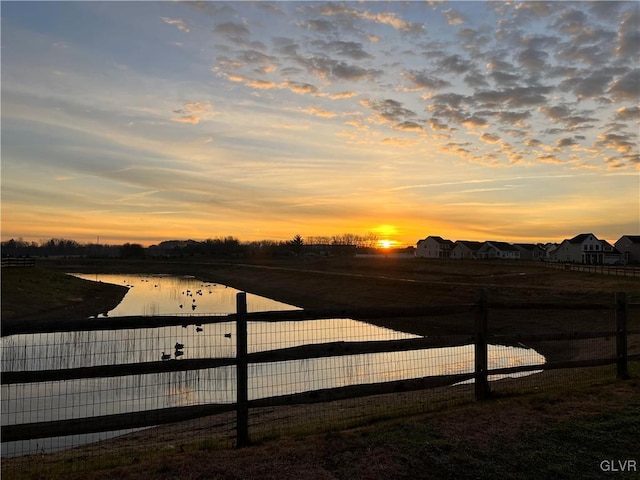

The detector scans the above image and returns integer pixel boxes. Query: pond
[1,274,545,456]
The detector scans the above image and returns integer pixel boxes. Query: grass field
[3,364,638,480]
[1,257,639,479]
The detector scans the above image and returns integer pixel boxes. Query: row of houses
[415,234,640,264]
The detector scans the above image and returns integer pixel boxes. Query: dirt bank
[1,267,128,324]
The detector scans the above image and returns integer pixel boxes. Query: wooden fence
[1,291,638,448]
[1,257,35,268]
[540,261,640,277]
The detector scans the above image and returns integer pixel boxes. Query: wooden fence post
[615,292,629,380]
[236,292,250,447]
[474,289,490,400]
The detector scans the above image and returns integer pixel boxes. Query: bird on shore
[174,350,184,358]
[175,342,184,350]
[161,352,171,361]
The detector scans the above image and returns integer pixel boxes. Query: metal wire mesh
[1,301,635,478]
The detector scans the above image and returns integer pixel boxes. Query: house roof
[620,235,640,243]
[568,233,597,244]
[454,240,483,251]
[427,236,454,245]
[514,243,541,251]
[484,241,520,252]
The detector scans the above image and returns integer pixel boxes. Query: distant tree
[39,238,81,256]
[120,243,145,259]
[363,232,379,249]
[289,234,304,256]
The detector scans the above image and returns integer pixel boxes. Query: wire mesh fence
[1,291,638,479]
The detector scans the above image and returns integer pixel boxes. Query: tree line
[1,233,385,259]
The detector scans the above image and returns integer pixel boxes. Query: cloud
[443,8,466,26]
[551,7,587,35]
[172,115,199,125]
[296,55,381,82]
[537,104,597,130]
[171,102,215,125]
[480,133,501,144]
[616,9,640,57]
[517,47,548,70]
[225,74,279,90]
[460,116,488,129]
[537,104,571,122]
[559,69,613,99]
[402,70,450,91]
[238,49,278,67]
[360,98,417,124]
[495,111,531,127]
[301,106,337,118]
[556,137,578,148]
[428,118,455,132]
[328,91,357,100]
[536,154,565,165]
[381,137,419,147]
[437,54,474,74]
[213,22,250,43]
[224,74,323,96]
[556,43,610,67]
[596,133,636,154]
[297,18,336,33]
[392,121,424,132]
[272,36,300,56]
[282,80,319,95]
[312,40,373,60]
[275,124,309,131]
[614,106,640,121]
[161,17,190,33]
[317,3,424,33]
[475,86,552,108]
[608,69,640,101]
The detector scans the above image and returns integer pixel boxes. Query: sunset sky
[2,1,638,247]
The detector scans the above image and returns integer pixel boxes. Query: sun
[379,239,393,249]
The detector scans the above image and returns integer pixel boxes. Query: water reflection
[73,273,300,316]
[1,274,545,456]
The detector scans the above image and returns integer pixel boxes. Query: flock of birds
[160,332,232,361]
[161,343,184,361]
[178,287,217,311]
[118,277,234,362]
[164,284,231,361]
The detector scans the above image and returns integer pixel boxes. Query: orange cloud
[301,106,337,118]
[172,102,215,125]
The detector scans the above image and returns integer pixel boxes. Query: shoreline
[6,259,637,365]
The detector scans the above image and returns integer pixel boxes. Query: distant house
[514,243,545,261]
[553,233,604,264]
[478,241,521,260]
[415,236,455,258]
[615,235,640,264]
[543,243,560,262]
[601,240,622,265]
[451,240,483,259]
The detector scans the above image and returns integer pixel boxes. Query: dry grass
[3,364,638,480]
[1,267,127,321]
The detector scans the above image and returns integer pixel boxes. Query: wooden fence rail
[1,257,35,268]
[1,291,637,446]
[540,261,640,277]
